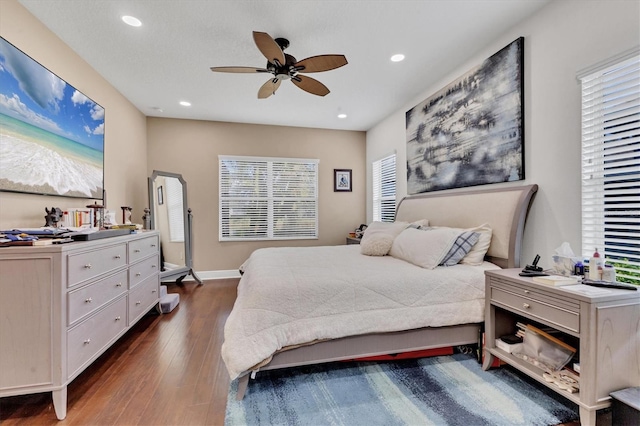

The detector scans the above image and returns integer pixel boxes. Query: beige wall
[366,0,640,268]
[147,118,366,271]
[0,0,148,230]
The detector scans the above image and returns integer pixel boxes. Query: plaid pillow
[440,231,480,266]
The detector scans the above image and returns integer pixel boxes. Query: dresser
[0,231,161,420]
[483,269,640,426]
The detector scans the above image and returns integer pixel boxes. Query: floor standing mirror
[148,170,202,285]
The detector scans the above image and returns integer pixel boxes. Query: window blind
[219,155,318,241]
[373,153,396,222]
[580,53,640,284]
[165,177,185,242]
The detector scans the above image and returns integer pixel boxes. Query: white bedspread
[222,245,500,379]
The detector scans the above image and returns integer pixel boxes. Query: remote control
[581,279,637,291]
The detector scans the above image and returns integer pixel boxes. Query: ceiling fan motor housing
[267,53,298,78]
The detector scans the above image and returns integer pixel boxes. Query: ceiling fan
[210,31,348,98]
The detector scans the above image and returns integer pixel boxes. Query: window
[579,51,640,284]
[372,153,396,222]
[219,155,318,241]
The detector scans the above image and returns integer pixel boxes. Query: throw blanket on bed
[222,245,500,379]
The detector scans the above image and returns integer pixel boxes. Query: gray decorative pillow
[440,231,480,266]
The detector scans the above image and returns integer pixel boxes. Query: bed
[223,184,538,399]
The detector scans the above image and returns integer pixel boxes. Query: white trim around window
[372,152,397,222]
[219,155,319,241]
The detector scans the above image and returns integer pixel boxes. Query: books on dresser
[532,275,578,286]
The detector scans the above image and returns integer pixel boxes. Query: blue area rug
[225,353,579,426]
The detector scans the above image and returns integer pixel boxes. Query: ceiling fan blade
[253,31,285,65]
[258,78,281,99]
[294,55,348,73]
[292,75,330,97]
[210,66,269,73]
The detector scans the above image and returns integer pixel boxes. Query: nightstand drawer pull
[523,303,530,309]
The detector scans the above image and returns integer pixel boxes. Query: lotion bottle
[589,248,604,280]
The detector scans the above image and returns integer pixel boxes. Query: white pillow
[360,221,408,256]
[459,224,492,265]
[427,224,493,266]
[389,227,462,269]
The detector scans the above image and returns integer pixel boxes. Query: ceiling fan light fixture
[390,54,405,62]
[179,101,191,107]
[211,31,348,98]
[337,113,347,119]
[121,15,142,27]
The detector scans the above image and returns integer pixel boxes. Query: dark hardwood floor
[0,279,237,425]
[0,277,595,426]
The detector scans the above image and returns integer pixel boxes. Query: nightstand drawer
[491,287,579,333]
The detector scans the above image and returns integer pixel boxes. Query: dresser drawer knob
[115,255,121,259]
[84,339,91,345]
[524,290,530,294]
[85,297,92,303]
[134,249,141,253]
[84,264,92,269]
[136,272,141,277]
[151,244,156,247]
[523,303,530,309]
[115,316,121,321]
[152,289,157,293]
[136,301,141,305]
[152,264,157,268]
[116,282,122,287]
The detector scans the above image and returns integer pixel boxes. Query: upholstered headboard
[395,184,538,269]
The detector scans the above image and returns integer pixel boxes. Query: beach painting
[406,37,524,194]
[0,37,104,199]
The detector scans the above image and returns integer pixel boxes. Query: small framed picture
[334,169,352,192]
[157,185,164,205]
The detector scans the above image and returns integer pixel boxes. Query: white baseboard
[166,269,241,282]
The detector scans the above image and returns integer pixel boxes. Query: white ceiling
[17,0,551,132]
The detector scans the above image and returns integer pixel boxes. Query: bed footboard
[236,323,480,399]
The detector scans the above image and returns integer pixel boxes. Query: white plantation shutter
[579,51,640,284]
[219,155,318,241]
[373,153,396,222]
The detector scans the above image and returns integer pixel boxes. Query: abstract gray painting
[406,37,524,194]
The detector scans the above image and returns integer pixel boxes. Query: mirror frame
[148,170,202,284]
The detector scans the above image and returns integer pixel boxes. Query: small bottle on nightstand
[589,248,604,280]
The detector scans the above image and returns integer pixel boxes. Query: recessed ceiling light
[337,113,347,119]
[179,101,191,107]
[390,54,405,62]
[121,15,142,27]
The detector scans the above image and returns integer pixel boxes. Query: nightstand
[346,236,361,245]
[483,269,640,426]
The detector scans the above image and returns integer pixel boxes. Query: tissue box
[552,255,579,276]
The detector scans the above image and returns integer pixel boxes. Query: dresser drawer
[67,270,127,326]
[129,255,159,289]
[491,286,580,333]
[67,296,127,378]
[128,275,159,325]
[128,235,159,264]
[67,244,127,287]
